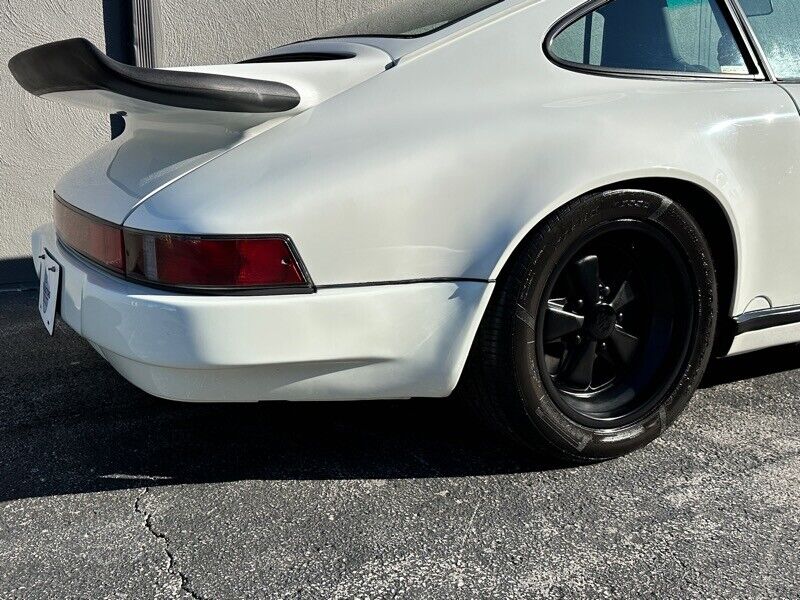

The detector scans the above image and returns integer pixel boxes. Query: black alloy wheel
[536,222,695,428]
[467,190,717,463]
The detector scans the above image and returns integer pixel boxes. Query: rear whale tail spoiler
[8,38,301,114]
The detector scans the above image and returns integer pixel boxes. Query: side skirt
[727,305,800,356]
[734,305,800,335]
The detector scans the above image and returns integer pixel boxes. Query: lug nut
[618,312,624,321]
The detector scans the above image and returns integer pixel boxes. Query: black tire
[466,189,717,463]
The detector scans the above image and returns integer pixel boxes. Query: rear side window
[549,0,752,76]
[740,0,800,80]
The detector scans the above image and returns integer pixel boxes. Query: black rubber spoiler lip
[8,38,301,113]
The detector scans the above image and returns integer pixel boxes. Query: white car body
[19,0,800,401]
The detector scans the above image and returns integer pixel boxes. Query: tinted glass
[741,0,800,80]
[551,0,750,75]
[322,0,503,38]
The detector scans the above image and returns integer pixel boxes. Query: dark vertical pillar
[103,0,134,138]
[102,0,160,138]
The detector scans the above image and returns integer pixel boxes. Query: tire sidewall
[510,190,717,460]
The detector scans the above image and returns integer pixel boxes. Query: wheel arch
[488,177,739,357]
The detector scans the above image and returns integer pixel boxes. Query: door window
[550,0,752,75]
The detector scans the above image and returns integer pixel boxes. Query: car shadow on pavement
[700,343,800,388]
[1,290,798,502]
[1,291,565,502]
[0,386,561,502]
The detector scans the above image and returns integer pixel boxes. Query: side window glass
[741,0,800,80]
[550,0,751,75]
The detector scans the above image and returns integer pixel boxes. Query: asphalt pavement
[0,289,798,599]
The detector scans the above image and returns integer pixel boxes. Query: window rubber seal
[543,0,767,82]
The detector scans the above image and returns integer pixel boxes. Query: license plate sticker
[38,251,61,335]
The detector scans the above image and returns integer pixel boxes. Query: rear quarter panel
[125,0,800,314]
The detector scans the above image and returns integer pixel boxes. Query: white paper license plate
[38,251,61,336]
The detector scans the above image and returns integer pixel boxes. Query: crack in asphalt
[134,487,207,600]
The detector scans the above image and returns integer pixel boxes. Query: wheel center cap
[587,303,617,340]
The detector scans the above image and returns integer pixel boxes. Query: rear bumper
[33,224,493,402]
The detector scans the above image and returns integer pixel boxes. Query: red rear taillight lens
[54,195,125,273]
[123,232,306,288]
[54,194,308,291]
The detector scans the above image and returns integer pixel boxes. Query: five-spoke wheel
[542,254,639,392]
[468,190,717,462]
[533,221,695,428]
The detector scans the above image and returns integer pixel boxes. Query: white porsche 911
[9,0,800,462]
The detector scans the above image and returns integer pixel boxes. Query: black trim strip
[734,305,800,335]
[317,278,493,289]
[239,52,356,64]
[8,38,300,113]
